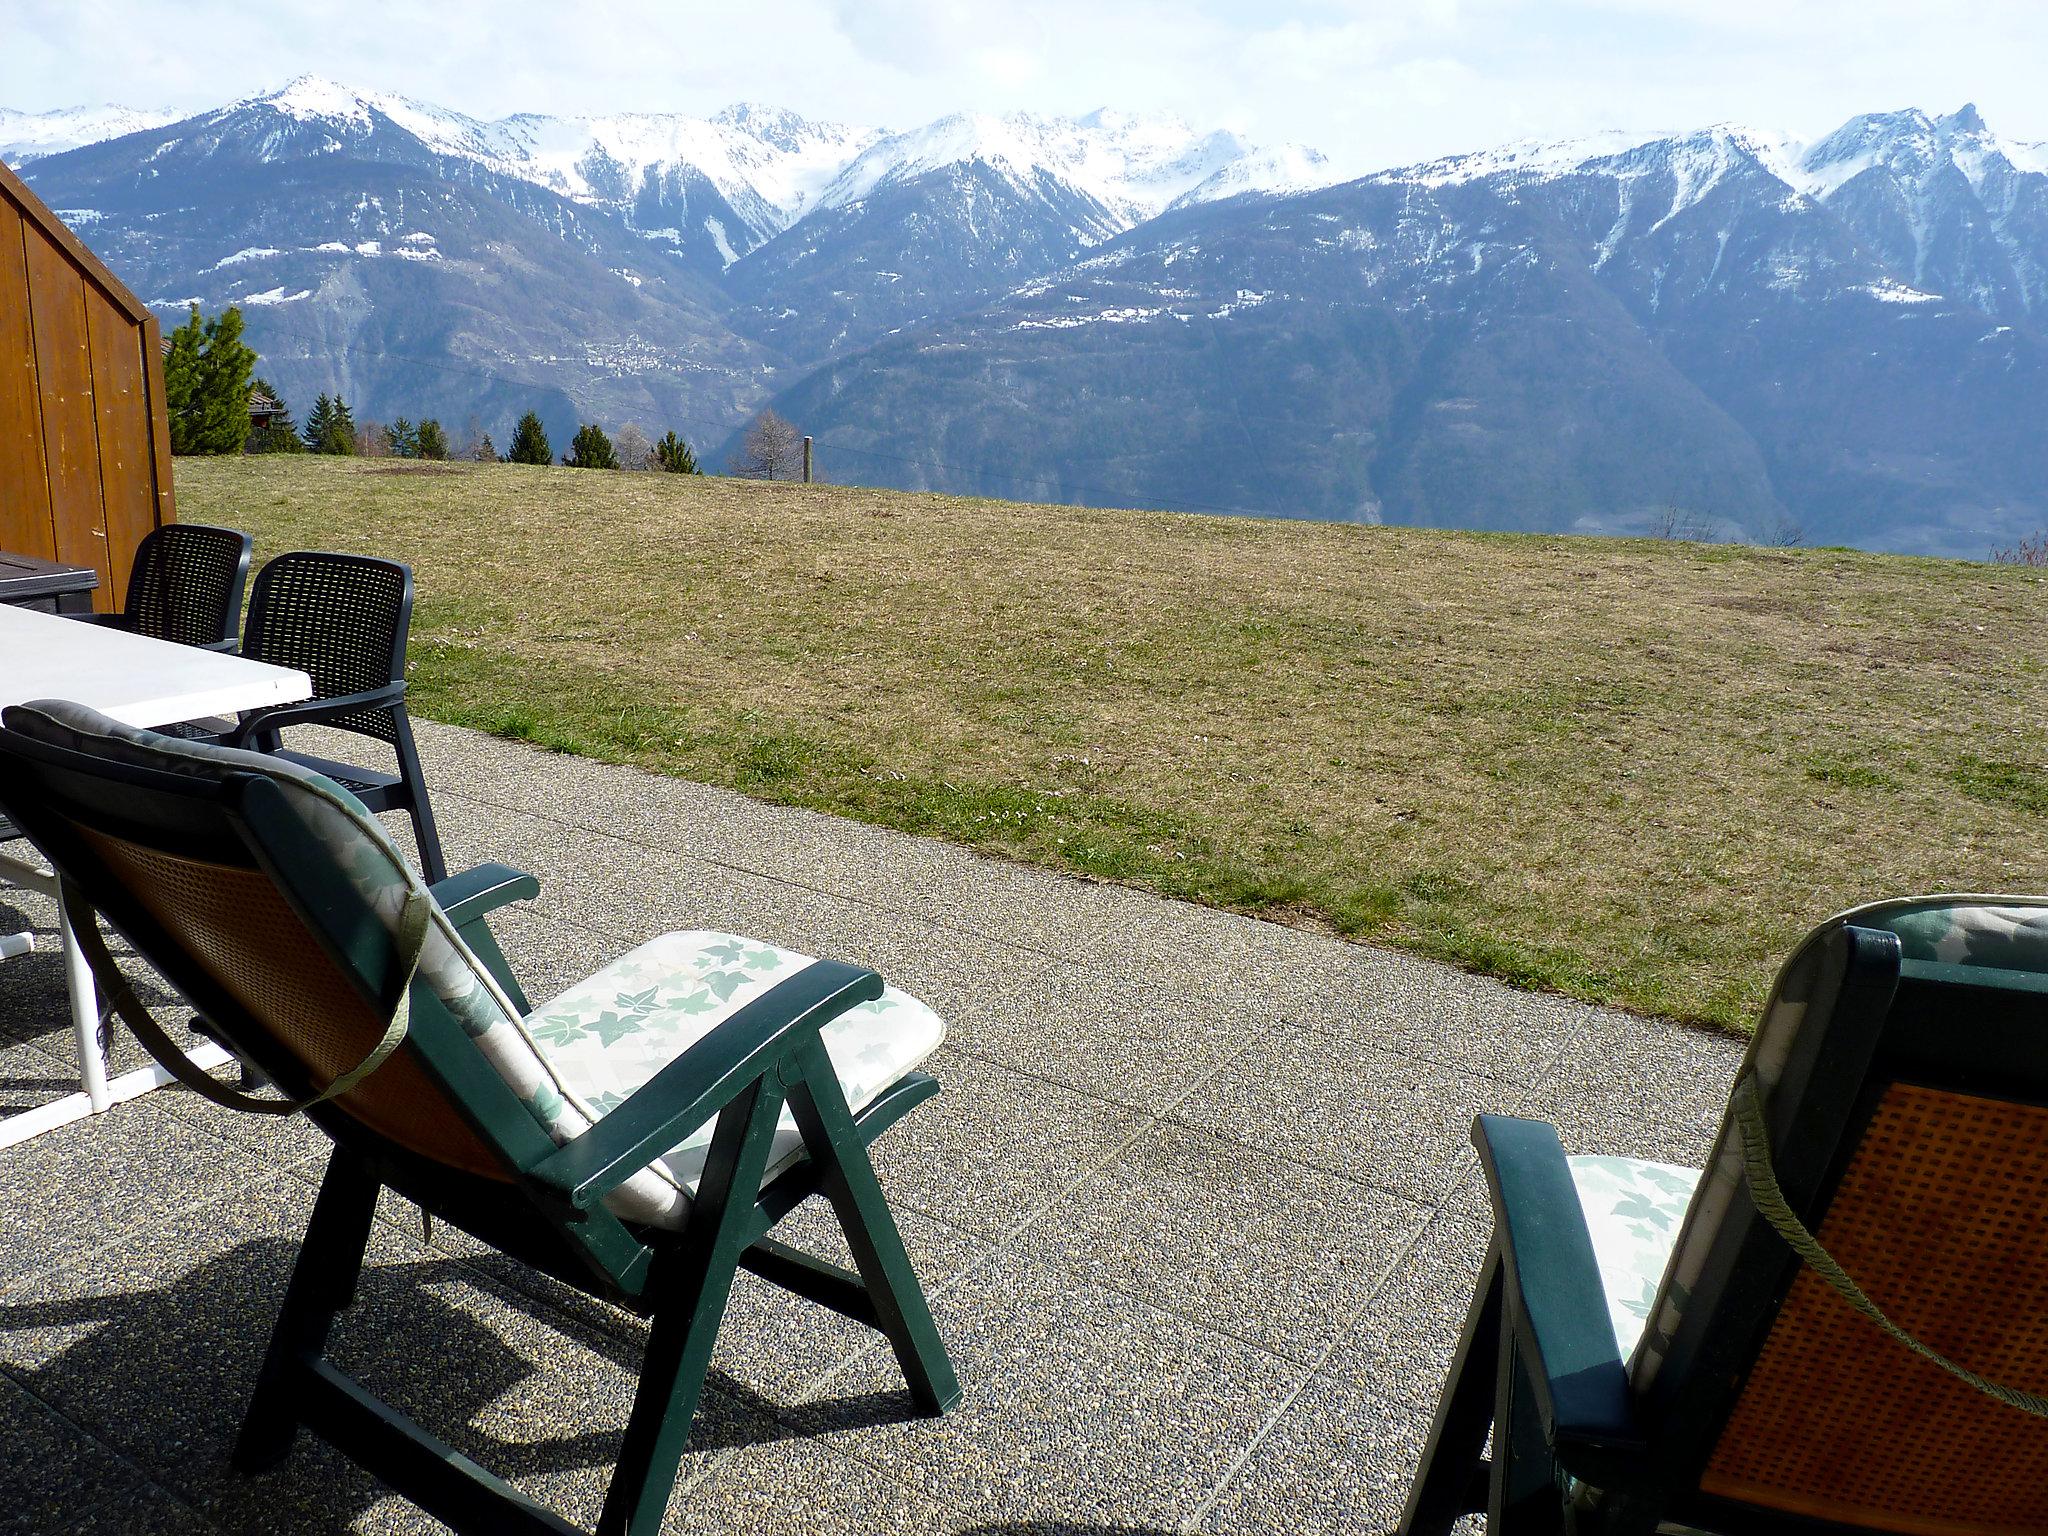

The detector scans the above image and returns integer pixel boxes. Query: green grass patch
[1950,756,2048,815]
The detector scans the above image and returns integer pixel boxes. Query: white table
[0,604,312,1146]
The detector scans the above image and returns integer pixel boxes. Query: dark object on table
[84,522,252,650]
[0,550,97,613]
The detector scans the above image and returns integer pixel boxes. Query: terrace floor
[0,721,1744,1535]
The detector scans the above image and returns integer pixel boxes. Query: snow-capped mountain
[752,104,2048,555]
[813,108,1307,230]
[9,77,1315,270]
[12,84,2048,554]
[0,103,179,163]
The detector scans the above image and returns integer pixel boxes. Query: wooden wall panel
[0,197,55,560]
[87,300,156,604]
[141,314,174,532]
[1,155,172,611]
[23,230,112,596]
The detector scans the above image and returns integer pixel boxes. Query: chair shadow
[0,1235,936,1533]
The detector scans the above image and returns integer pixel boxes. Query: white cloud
[4,0,2046,178]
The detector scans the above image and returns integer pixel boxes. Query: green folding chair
[0,699,961,1536]
[1400,896,2048,1535]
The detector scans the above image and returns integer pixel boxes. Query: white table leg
[56,891,112,1112]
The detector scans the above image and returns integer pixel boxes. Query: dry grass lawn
[177,455,2048,1031]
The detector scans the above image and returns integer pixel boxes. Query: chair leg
[1490,1309,1567,1536]
[597,1079,786,1536]
[1399,1247,1504,1536]
[388,708,447,885]
[784,1038,961,1415]
[234,1147,382,1473]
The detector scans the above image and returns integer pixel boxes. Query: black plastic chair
[204,551,447,883]
[87,522,253,652]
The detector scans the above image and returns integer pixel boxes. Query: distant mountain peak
[0,101,179,163]
[244,75,379,123]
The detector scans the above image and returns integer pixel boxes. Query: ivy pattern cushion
[1863,899,2048,973]
[520,932,946,1223]
[1567,1155,1702,1358]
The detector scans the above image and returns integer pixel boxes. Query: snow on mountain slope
[7,76,1332,254]
[1170,143,1331,208]
[206,78,878,248]
[0,103,179,163]
[815,109,1304,231]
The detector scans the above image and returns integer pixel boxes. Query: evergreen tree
[473,433,497,463]
[245,378,302,453]
[386,417,419,458]
[163,303,257,455]
[415,418,449,461]
[563,421,619,469]
[301,393,334,452]
[325,397,362,456]
[162,314,203,450]
[506,411,552,465]
[653,429,700,474]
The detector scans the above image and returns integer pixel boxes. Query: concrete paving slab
[865,1049,1151,1242]
[1010,1121,1431,1363]
[0,1096,275,1297]
[1166,1028,1525,1202]
[792,1253,1301,1531]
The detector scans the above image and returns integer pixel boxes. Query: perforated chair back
[121,523,253,648]
[243,551,412,744]
[0,704,514,1183]
[1629,901,2048,1535]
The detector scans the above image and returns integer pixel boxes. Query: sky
[8,0,2048,176]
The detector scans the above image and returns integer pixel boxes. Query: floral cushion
[1862,899,2048,973]
[519,932,946,1225]
[1,700,947,1233]
[1567,1155,1701,1358]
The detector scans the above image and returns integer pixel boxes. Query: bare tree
[1650,504,1715,542]
[728,409,802,481]
[1991,531,2048,565]
[612,421,652,471]
[1765,513,1804,548]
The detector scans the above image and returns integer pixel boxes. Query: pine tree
[474,433,497,463]
[301,394,334,452]
[163,303,257,455]
[162,311,203,451]
[653,429,700,474]
[386,417,419,458]
[416,419,449,461]
[507,411,552,465]
[564,421,619,469]
[318,396,358,456]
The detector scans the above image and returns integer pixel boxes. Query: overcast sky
[9,1,2048,177]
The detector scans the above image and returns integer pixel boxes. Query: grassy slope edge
[180,455,2048,1032]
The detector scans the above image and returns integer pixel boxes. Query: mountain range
[9,78,2047,555]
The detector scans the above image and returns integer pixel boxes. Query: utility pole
[802,435,813,484]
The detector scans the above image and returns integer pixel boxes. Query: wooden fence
[0,155,174,612]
